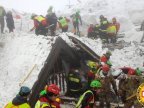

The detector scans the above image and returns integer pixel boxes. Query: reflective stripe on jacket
[35,100,50,108]
[69,77,80,83]
[76,90,94,108]
[4,102,30,108]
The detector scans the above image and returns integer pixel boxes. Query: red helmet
[128,69,135,75]
[47,84,60,95]
[100,55,108,63]
[102,64,110,72]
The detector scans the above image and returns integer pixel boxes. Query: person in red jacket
[35,84,61,108]
[30,14,48,36]
[100,51,112,67]
[87,24,95,38]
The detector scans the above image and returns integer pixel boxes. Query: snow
[0,0,144,107]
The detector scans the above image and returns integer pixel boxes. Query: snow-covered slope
[65,0,144,42]
[0,33,55,107]
[1,0,144,107]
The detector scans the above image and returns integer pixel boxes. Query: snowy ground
[1,0,144,107]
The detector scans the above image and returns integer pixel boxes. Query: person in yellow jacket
[107,23,117,43]
[58,16,70,32]
[4,86,31,108]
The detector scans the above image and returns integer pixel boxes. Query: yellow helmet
[87,60,97,68]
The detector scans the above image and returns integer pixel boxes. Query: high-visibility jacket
[107,25,116,34]
[76,90,94,108]
[0,7,6,17]
[4,102,30,108]
[68,72,82,91]
[34,16,45,23]
[87,60,97,68]
[35,100,57,108]
[113,22,120,33]
[58,17,68,28]
[34,16,47,26]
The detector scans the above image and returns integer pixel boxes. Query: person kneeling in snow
[4,86,31,108]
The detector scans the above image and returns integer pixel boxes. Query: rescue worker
[109,17,120,43]
[120,67,142,76]
[123,73,143,108]
[4,86,31,108]
[58,16,70,32]
[93,24,100,39]
[115,66,143,108]
[30,14,48,36]
[117,72,127,103]
[71,10,82,36]
[100,51,112,67]
[107,23,117,43]
[87,24,95,38]
[6,11,15,33]
[66,69,82,98]
[76,80,102,108]
[98,64,118,108]
[86,60,100,87]
[39,84,61,108]
[112,17,120,34]
[0,6,6,33]
[46,6,57,36]
[35,84,61,108]
[99,15,109,43]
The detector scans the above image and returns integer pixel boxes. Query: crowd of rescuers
[0,5,120,43]
[4,50,144,108]
[29,6,120,44]
[87,15,120,44]
[30,6,82,36]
